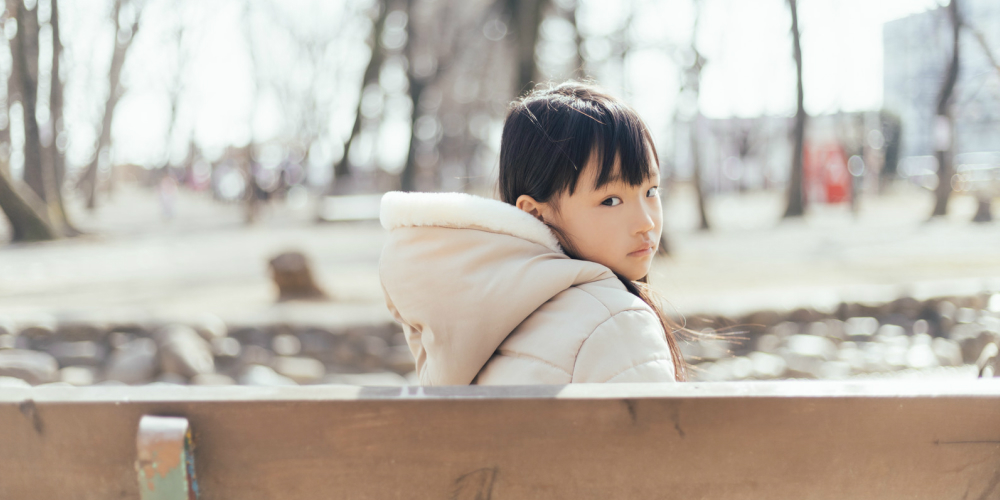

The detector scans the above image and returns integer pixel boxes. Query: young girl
[379,82,684,385]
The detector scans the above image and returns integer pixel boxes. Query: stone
[273,356,325,384]
[932,337,963,367]
[239,364,297,386]
[211,337,242,358]
[60,366,96,386]
[56,321,107,341]
[268,251,329,302]
[385,345,416,374]
[156,373,189,385]
[239,344,273,367]
[0,316,16,336]
[108,331,133,349]
[46,341,106,366]
[191,373,236,386]
[104,338,158,385]
[17,314,57,338]
[678,340,701,360]
[782,353,824,379]
[230,326,272,348]
[193,313,228,341]
[322,372,409,386]
[0,334,16,350]
[860,342,891,372]
[755,334,781,353]
[786,335,838,360]
[697,338,730,361]
[272,334,302,356]
[845,317,879,340]
[837,342,867,373]
[726,356,754,380]
[819,361,852,379]
[770,321,800,338]
[889,297,922,319]
[748,352,786,379]
[876,324,905,338]
[977,343,999,377]
[0,349,58,385]
[906,334,939,369]
[955,328,994,364]
[0,376,31,387]
[297,328,335,355]
[157,325,215,378]
[956,308,978,324]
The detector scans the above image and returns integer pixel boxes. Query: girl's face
[516,153,662,281]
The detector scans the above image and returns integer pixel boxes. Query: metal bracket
[135,415,199,500]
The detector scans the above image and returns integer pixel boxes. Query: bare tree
[930,0,961,218]
[507,0,548,96]
[330,0,389,194]
[42,0,76,234]
[10,0,49,211]
[0,166,54,241]
[76,0,141,210]
[399,0,499,192]
[681,0,709,231]
[783,0,807,218]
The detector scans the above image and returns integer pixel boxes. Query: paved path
[0,183,997,325]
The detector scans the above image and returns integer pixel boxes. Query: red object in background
[803,142,851,203]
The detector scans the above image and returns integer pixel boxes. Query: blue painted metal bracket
[135,415,199,500]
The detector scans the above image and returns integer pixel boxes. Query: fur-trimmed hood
[379,191,616,385]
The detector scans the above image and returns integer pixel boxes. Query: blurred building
[883,0,1000,158]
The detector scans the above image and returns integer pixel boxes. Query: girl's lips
[628,245,655,257]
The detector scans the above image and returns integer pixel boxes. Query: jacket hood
[379,191,618,385]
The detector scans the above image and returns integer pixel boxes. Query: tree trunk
[10,0,48,207]
[691,116,710,230]
[330,1,389,194]
[509,0,547,96]
[931,0,961,218]
[0,166,55,242]
[76,0,139,210]
[783,0,807,218]
[399,80,424,192]
[44,0,76,235]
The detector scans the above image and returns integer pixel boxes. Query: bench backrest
[2,381,999,499]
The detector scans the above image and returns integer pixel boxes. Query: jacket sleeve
[572,309,677,383]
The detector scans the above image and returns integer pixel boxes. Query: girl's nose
[633,202,656,235]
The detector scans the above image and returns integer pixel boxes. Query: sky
[41,0,946,173]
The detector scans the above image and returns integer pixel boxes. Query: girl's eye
[601,197,622,207]
[646,186,660,197]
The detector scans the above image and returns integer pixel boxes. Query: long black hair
[498,81,687,381]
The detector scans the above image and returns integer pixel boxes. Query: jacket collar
[379,191,563,254]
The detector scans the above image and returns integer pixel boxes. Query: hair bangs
[498,82,659,205]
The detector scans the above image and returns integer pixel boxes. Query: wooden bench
[2,381,999,499]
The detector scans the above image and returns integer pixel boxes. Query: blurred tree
[399,0,500,192]
[9,0,52,219]
[782,0,806,218]
[681,0,709,231]
[331,0,389,194]
[930,0,961,218]
[41,0,77,235]
[0,166,54,242]
[76,0,142,210]
[507,0,548,96]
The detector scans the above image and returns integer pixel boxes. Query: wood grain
[1,381,999,499]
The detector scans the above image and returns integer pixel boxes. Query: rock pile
[683,293,1000,381]
[1,292,996,387]
[0,314,414,387]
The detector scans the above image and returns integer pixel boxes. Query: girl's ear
[515,195,546,222]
